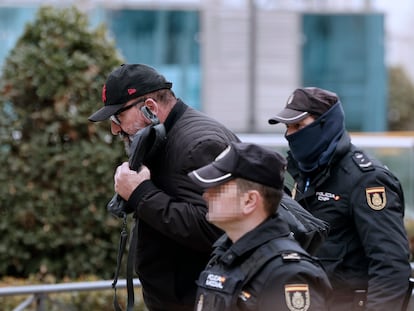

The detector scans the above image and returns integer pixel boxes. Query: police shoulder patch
[284,284,310,311]
[365,187,387,210]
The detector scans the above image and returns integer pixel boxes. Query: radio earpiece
[140,106,159,125]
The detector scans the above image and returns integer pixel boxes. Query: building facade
[0,0,411,133]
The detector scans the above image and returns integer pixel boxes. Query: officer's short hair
[236,178,283,215]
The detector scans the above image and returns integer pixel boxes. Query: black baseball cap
[268,87,338,124]
[188,142,287,190]
[88,64,172,122]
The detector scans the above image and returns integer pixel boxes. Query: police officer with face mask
[268,87,412,311]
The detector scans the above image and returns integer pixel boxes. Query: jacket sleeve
[125,179,223,253]
[123,138,230,253]
[351,167,411,311]
[258,262,331,311]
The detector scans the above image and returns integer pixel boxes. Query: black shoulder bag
[277,192,330,255]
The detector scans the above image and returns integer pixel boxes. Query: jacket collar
[163,99,187,133]
[287,132,352,199]
[213,215,292,266]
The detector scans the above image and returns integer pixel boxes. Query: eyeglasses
[110,98,146,126]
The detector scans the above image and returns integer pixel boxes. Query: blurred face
[202,180,244,226]
[285,115,315,136]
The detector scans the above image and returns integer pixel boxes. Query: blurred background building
[1,1,414,213]
[1,0,414,133]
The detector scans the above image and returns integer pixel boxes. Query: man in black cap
[89,64,240,311]
[268,87,412,311]
[188,142,331,311]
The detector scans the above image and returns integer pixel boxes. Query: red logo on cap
[128,88,137,95]
[102,84,107,103]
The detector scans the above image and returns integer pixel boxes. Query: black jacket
[194,215,332,311]
[125,100,240,311]
[288,132,411,311]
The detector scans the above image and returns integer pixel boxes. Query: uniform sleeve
[351,167,411,311]
[256,262,331,311]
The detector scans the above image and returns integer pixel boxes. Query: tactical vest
[195,238,316,311]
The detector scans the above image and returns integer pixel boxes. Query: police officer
[268,87,412,311]
[188,142,332,311]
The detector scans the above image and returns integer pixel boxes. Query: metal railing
[0,278,141,311]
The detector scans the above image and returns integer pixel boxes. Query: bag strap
[112,215,138,311]
[126,221,138,310]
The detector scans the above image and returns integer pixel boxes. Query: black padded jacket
[125,100,240,311]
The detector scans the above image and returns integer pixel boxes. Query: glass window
[105,9,201,109]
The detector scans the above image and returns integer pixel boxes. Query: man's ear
[242,190,259,215]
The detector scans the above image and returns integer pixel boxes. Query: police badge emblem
[365,187,387,210]
[284,284,310,311]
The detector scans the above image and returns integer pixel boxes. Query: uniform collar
[214,215,291,266]
[287,132,352,200]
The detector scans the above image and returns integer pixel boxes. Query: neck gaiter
[285,102,345,173]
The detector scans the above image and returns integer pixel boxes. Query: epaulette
[281,252,301,262]
[352,151,374,172]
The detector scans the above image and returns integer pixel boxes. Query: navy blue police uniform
[288,132,411,311]
[194,214,332,311]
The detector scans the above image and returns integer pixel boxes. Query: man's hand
[114,162,151,200]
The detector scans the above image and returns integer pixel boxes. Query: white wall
[375,0,414,82]
[201,2,301,133]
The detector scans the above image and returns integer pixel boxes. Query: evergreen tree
[0,5,126,279]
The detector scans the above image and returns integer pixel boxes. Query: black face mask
[285,102,345,173]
